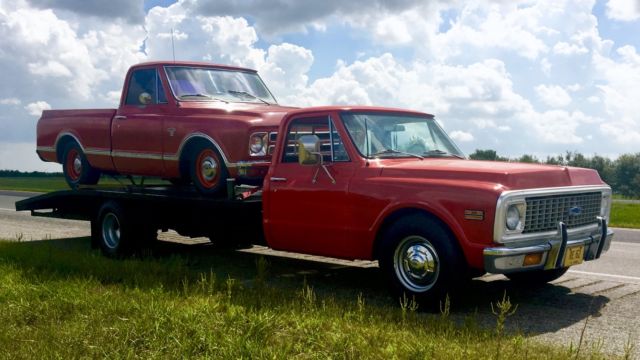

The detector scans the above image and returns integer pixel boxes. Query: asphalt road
[1,191,639,356]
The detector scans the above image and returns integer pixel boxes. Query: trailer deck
[15,185,265,251]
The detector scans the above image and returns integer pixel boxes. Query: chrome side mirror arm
[310,152,336,184]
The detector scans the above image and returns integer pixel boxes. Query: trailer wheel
[378,214,465,307]
[506,267,569,285]
[96,201,155,257]
[189,143,228,196]
[62,142,100,189]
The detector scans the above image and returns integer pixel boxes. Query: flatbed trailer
[15,185,265,255]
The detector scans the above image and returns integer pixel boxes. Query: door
[111,67,167,176]
[267,114,360,259]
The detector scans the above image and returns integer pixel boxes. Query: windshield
[341,112,465,159]
[164,66,277,104]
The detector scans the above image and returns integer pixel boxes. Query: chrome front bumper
[483,218,614,274]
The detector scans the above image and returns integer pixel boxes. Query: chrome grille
[523,192,601,233]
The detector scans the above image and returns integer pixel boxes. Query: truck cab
[263,107,613,301]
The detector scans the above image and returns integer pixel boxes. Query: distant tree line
[469,150,640,198]
[0,170,63,177]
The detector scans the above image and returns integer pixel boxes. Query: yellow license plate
[563,246,585,267]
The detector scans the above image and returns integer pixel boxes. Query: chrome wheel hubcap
[102,213,121,249]
[200,156,218,182]
[393,236,439,292]
[73,155,82,174]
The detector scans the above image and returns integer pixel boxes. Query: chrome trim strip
[234,160,270,166]
[164,133,230,165]
[36,146,55,152]
[493,185,612,244]
[111,151,163,160]
[85,149,111,156]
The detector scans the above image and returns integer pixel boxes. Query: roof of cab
[284,105,434,118]
[131,61,257,73]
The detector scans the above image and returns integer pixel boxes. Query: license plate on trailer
[563,246,585,267]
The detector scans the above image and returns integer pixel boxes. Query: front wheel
[62,142,100,189]
[378,214,466,306]
[505,267,569,285]
[189,144,228,196]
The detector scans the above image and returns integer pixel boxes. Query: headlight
[249,133,267,156]
[506,204,521,231]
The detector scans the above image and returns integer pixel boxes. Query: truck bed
[37,108,117,167]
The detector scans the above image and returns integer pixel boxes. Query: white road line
[568,269,640,282]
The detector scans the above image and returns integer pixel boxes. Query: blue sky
[1,0,639,171]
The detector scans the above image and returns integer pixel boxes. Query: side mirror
[139,92,152,105]
[297,135,321,166]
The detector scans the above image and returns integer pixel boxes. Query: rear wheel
[378,214,466,307]
[505,267,569,285]
[62,142,100,189]
[189,143,228,196]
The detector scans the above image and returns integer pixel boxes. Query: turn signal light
[523,252,543,266]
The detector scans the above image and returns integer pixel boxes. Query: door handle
[114,115,127,121]
[270,177,287,182]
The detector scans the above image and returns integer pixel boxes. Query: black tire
[96,201,156,257]
[505,267,569,285]
[188,142,228,196]
[378,214,466,307]
[61,142,100,189]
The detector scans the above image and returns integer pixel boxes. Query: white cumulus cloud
[535,84,572,108]
[606,0,640,21]
[449,131,474,142]
[24,101,51,116]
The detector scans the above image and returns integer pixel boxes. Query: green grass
[0,237,620,359]
[0,176,170,193]
[610,202,640,229]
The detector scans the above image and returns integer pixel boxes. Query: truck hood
[379,158,604,190]
[178,102,298,128]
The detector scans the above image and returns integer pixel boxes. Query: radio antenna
[171,28,176,62]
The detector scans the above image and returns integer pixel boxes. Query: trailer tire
[62,142,100,189]
[378,214,465,308]
[189,142,228,196]
[97,201,155,257]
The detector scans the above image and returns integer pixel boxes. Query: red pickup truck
[37,61,294,194]
[24,101,614,302]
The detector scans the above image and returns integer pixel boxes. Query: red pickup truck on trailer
[21,93,614,302]
[36,61,293,194]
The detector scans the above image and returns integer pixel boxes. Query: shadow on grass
[0,236,609,337]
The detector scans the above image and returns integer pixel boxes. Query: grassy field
[610,202,640,229]
[0,237,620,359]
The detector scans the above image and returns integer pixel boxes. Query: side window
[330,119,349,162]
[282,117,349,163]
[125,68,158,105]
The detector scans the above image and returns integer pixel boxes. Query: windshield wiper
[227,90,271,105]
[423,149,465,159]
[179,93,229,103]
[371,149,424,160]
[179,93,212,99]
